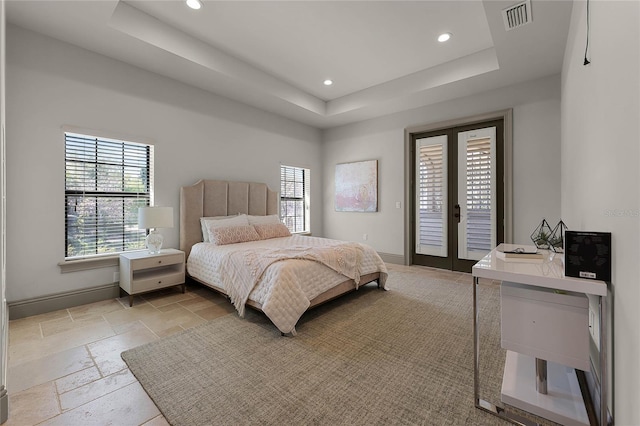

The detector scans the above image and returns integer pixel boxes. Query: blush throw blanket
[218,242,364,334]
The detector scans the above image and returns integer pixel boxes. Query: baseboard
[378,252,405,265]
[8,283,120,320]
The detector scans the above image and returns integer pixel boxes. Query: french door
[411,120,504,272]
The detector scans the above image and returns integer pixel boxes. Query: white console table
[472,247,608,426]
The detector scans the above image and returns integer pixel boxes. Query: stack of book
[495,243,544,261]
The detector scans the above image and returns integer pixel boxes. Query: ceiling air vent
[502,0,532,31]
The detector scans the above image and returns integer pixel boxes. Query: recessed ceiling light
[186,0,202,10]
[323,79,333,86]
[437,32,452,43]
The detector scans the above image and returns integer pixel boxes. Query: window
[65,132,153,259]
[280,165,310,233]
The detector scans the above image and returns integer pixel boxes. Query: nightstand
[119,248,186,307]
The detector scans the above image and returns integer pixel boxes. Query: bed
[180,179,388,334]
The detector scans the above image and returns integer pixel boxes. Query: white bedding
[187,235,388,334]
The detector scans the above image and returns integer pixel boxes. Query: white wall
[561,0,640,422]
[5,25,323,302]
[322,75,562,256]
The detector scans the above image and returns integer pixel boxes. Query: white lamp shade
[138,206,174,229]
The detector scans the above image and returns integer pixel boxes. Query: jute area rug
[122,268,510,425]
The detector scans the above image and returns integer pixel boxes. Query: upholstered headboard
[180,180,278,258]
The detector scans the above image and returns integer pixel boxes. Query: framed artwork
[335,160,378,212]
[564,231,611,281]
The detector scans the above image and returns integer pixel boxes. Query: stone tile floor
[6,264,484,425]
[7,284,235,425]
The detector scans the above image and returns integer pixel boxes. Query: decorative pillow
[254,223,292,240]
[208,225,261,246]
[201,214,249,242]
[247,214,282,225]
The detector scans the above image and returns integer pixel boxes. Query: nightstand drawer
[131,253,184,271]
[133,271,185,293]
[119,249,186,306]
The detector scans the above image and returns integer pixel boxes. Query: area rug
[122,269,509,425]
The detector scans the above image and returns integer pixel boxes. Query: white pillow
[247,214,281,225]
[200,214,249,242]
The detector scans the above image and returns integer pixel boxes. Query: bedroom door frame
[403,109,514,267]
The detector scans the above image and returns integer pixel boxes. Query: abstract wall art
[335,160,378,212]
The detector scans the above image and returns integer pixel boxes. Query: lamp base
[146,230,163,254]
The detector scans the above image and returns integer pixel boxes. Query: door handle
[454,204,461,223]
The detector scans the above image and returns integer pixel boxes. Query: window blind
[65,132,153,258]
[465,137,492,252]
[280,165,309,233]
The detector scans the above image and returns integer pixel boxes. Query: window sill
[58,255,120,273]
[293,232,312,236]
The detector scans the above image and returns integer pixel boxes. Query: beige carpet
[121,268,513,425]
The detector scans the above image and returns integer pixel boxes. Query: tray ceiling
[6,0,573,128]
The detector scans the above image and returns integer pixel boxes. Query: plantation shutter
[415,135,448,257]
[65,132,153,258]
[465,138,492,251]
[457,127,496,261]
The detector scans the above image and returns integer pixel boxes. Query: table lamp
[138,206,174,254]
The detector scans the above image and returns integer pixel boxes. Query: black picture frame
[564,231,611,281]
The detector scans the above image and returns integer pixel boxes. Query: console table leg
[535,358,548,394]
[473,276,480,403]
[599,295,608,426]
[473,275,537,426]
